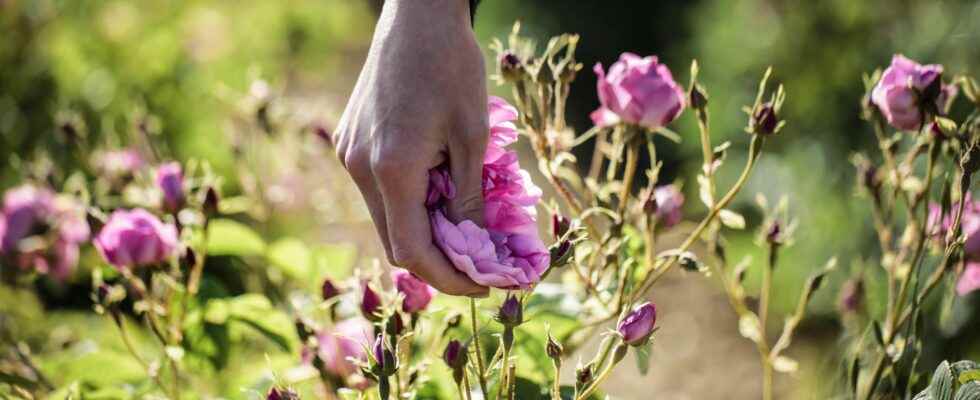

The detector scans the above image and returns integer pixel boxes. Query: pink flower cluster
[928,196,980,295]
[0,185,90,279]
[428,96,549,289]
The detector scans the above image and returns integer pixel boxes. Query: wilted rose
[93,209,178,269]
[591,53,685,130]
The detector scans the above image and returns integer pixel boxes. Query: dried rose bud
[689,83,708,110]
[496,294,523,328]
[838,278,865,313]
[203,186,219,217]
[551,213,570,240]
[546,334,563,362]
[617,302,657,346]
[575,362,595,391]
[549,240,573,268]
[321,278,340,301]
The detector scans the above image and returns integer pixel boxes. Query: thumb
[446,117,488,226]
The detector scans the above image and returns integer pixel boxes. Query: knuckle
[390,245,422,269]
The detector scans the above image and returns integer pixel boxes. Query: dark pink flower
[591,53,685,129]
[617,302,657,346]
[653,184,685,228]
[360,283,382,321]
[391,268,435,313]
[0,185,89,279]
[317,318,372,378]
[93,209,178,269]
[156,162,185,213]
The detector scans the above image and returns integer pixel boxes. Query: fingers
[372,153,488,297]
[446,104,489,226]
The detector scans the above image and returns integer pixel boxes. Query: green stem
[469,299,489,398]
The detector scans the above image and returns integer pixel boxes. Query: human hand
[333,0,489,296]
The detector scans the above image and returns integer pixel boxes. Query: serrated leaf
[719,209,746,229]
[954,381,980,400]
[930,361,955,400]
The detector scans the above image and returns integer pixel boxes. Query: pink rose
[928,196,980,260]
[392,268,436,313]
[617,302,657,346]
[958,262,980,296]
[871,54,956,131]
[94,209,179,269]
[156,162,185,213]
[591,53,686,129]
[428,97,549,289]
[653,184,685,228]
[0,185,89,279]
[317,317,373,378]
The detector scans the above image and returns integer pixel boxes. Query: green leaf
[202,294,297,353]
[314,243,359,281]
[954,381,980,400]
[719,209,746,229]
[930,361,955,400]
[267,237,313,280]
[635,341,652,375]
[206,219,266,256]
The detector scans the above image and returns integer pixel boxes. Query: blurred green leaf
[267,237,312,280]
[635,341,652,375]
[206,219,266,257]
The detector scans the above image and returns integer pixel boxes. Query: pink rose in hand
[392,268,436,313]
[94,209,178,269]
[591,53,686,129]
[428,96,549,289]
[871,54,956,131]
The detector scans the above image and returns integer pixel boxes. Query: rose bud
[266,386,299,400]
[590,53,685,130]
[837,278,865,313]
[689,83,709,110]
[202,186,219,217]
[385,312,404,336]
[93,209,179,269]
[546,334,563,363]
[575,362,595,391]
[392,268,435,313]
[443,339,468,384]
[750,102,780,136]
[871,54,955,131]
[496,294,523,328]
[321,278,340,301]
[156,162,185,213]
[551,213,570,240]
[549,240,573,268]
[617,302,657,346]
[360,283,382,321]
[373,335,397,376]
[499,51,523,82]
[651,184,684,228]
[765,221,782,245]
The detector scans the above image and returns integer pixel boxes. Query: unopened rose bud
[551,213,570,240]
[360,284,382,321]
[689,83,708,110]
[392,268,435,313]
[496,294,523,328]
[549,240,573,268]
[499,51,523,82]
[156,162,185,213]
[321,278,340,301]
[203,186,219,217]
[442,339,468,384]
[751,102,780,136]
[373,335,397,376]
[546,334,563,363]
[765,221,782,244]
[617,302,657,346]
[575,362,595,391]
[266,386,299,400]
[838,278,865,314]
[385,312,404,336]
[182,248,197,269]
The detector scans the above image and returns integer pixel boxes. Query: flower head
[617,302,657,346]
[591,53,685,129]
[496,294,523,327]
[871,55,955,131]
[317,318,372,378]
[0,185,90,279]
[93,209,178,269]
[360,283,382,321]
[391,268,435,313]
[442,339,467,370]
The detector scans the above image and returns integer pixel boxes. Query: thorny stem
[575,342,622,400]
[469,299,489,398]
[759,243,778,400]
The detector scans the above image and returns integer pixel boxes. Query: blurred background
[1,0,979,398]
